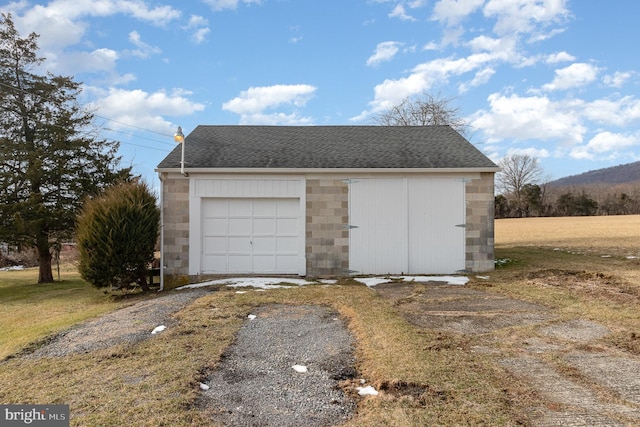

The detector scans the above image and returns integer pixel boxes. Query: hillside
[550,161,640,186]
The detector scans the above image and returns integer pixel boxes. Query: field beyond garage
[0,215,639,425]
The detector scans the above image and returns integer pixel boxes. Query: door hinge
[342,224,359,229]
[455,223,467,228]
[342,179,359,184]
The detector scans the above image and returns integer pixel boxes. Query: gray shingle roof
[156,125,499,170]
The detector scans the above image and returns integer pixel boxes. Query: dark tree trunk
[138,271,151,292]
[36,232,54,283]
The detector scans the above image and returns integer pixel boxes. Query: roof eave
[156,166,501,174]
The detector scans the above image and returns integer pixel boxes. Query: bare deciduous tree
[497,154,544,217]
[372,91,468,136]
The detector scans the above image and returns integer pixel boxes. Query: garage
[158,125,499,284]
[348,178,465,274]
[201,198,302,274]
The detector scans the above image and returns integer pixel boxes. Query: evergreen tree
[76,181,159,292]
[0,13,130,283]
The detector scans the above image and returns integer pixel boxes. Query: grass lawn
[1,215,639,425]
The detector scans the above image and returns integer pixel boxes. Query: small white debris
[151,325,166,335]
[235,291,247,294]
[476,275,490,280]
[360,379,366,384]
[356,385,379,396]
[292,365,308,373]
[626,256,638,259]
[601,255,612,258]
[199,383,210,391]
[248,314,257,320]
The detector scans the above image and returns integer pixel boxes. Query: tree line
[495,154,640,218]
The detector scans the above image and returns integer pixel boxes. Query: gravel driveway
[21,289,358,426]
[198,304,356,426]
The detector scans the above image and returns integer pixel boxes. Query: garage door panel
[277,218,297,233]
[252,255,276,272]
[201,197,301,274]
[228,255,253,272]
[252,236,275,253]
[277,236,298,252]
[207,200,229,216]
[277,255,298,271]
[228,236,251,253]
[228,199,252,215]
[253,199,276,216]
[277,200,299,216]
[203,255,227,272]
[203,218,227,234]
[253,218,275,234]
[204,236,227,253]
[229,218,252,234]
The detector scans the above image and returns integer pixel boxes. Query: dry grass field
[496,214,640,256]
[0,215,639,425]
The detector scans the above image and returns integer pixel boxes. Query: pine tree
[0,13,130,283]
[77,181,159,292]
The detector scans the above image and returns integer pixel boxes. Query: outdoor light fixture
[174,126,187,176]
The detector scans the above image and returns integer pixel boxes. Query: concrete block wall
[161,173,190,285]
[465,172,495,272]
[306,179,349,277]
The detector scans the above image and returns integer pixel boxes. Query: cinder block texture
[161,174,189,278]
[465,172,495,272]
[305,179,349,276]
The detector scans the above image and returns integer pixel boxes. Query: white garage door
[201,198,301,274]
[349,178,465,274]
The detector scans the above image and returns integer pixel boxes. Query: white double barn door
[349,178,465,275]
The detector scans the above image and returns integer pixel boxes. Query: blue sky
[4,0,640,188]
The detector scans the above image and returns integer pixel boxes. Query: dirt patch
[522,269,640,305]
[373,281,640,426]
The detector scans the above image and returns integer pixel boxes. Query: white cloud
[470,93,586,145]
[483,0,570,36]
[570,132,639,160]
[542,62,600,91]
[432,0,484,26]
[459,67,495,92]
[203,0,262,11]
[360,52,507,117]
[185,15,210,44]
[545,51,576,64]
[127,31,162,59]
[506,147,551,158]
[12,0,182,62]
[389,4,417,21]
[42,47,126,78]
[367,41,403,67]
[587,132,637,153]
[603,71,632,88]
[222,84,317,125]
[93,87,206,133]
[582,96,640,127]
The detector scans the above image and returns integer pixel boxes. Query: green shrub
[76,181,160,291]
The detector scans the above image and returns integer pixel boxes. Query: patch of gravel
[198,304,357,427]
[22,288,209,359]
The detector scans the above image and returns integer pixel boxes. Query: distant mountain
[549,161,640,187]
